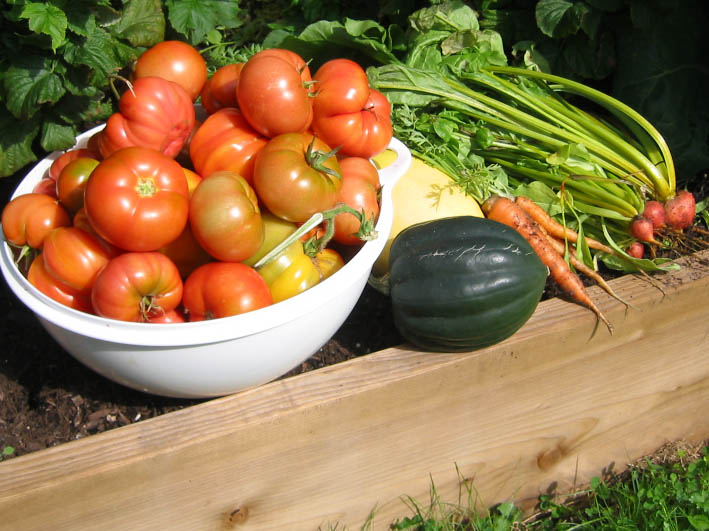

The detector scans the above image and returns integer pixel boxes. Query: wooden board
[1,250,709,530]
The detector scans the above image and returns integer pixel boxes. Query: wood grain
[1,251,708,530]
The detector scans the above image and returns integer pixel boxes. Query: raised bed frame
[1,250,709,530]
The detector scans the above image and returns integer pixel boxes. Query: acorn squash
[389,216,548,352]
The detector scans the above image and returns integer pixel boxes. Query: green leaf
[3,55,66,120]
[0,114,41,178]
[166,0,243,46]
[40,120,78,152]
[113,0,165,47]
[63,19,139,85]
[19,2,68,51]
[688,514,709,531]
[535,0,575,38]
[408,0,479,34]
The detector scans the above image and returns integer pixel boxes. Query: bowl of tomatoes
[0,124,412,399]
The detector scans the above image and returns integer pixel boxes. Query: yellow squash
[371,156,484,278]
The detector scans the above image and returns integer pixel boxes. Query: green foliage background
[1,0,707,182]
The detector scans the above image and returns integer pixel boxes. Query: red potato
[664,190,696,230]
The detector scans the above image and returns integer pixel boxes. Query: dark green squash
[388,216,548,352]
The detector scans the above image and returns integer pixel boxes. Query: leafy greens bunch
[269,0,679,271]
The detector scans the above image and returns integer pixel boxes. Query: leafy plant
[0,0,245,178]
[1,446,15,461]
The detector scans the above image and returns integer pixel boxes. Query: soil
[1,167,708,461]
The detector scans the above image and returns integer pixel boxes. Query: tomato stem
[305,136,342,180]
[108,74,135,101]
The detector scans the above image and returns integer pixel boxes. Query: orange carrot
[544,233,634,310]
[482,194,613,333]
[514,195,616,256]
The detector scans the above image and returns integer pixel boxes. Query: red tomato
[332,157,381,246]
[182,167,202,197]
[27,253,93,313]
[236,49,313,137]
[147,308,187,323]
[56,157,100,214]
[312,58,393,158]
[253,132,342,222]
[133,40,207,101]
[72,208,122,256]
[189,171,264,262]
[1,193,71,249]
[48,148,100,180]
[97,76,196,159]
[158,225,212,279]
[188,107,267,185]
[91,252,183,322]
[84,147,190,252]
[33,178,58,197]
[42,226,118,293]
[200,63,243,114]
[182,262,272,320]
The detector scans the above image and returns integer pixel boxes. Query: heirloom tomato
[312,58,392,158]
[182,262,272,320]
[2,193,70,249]
[158,225,212,279]
[147,308,186,323]
[332,157,381,246]
[313,248,344,280]
[242,211,297,267]
[27,254,93,314]
[257,240,321,303]
[236,49,313,137]
[91,252,183,322]
[55,157,100,214]
[97,76,195,159]
[42,226,119,293]
[48,148,99,180]
[200,63,243,114]
[253,133,342,222]
[84,147,190,252]
[188,107,266,185]
[133,40,207,101]
[189,171,263,262]
[32,178,58,197]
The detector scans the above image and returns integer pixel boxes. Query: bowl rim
[1,131,411,347]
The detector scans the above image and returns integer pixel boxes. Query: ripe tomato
[56,157,100,214]
[48,148,100,180]
[32,178,58,197]
[253,133,342,222]
[133,40,207,101]
[188,107,267,185]
[97,76,196,159]
[84,147,190,252]
[1,193,71,249]
[182,262,272,320]
[189,170,264,262]
[158,225,212,279]
[42,226,119,293]
[236,49,313,137]
[200,63,243,114]
[147,308,187,323]
[332,157,381,246]
[27,253,93,313]
[312,58,392,158]
[91,252,183,322]
[182,167,202,196]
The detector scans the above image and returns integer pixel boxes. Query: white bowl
[0,127,412,398]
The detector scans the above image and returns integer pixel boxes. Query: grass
[326,440,709,531]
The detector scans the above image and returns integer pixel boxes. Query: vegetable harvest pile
[1,1,706,353]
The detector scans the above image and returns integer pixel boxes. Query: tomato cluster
[2,42,392,324]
